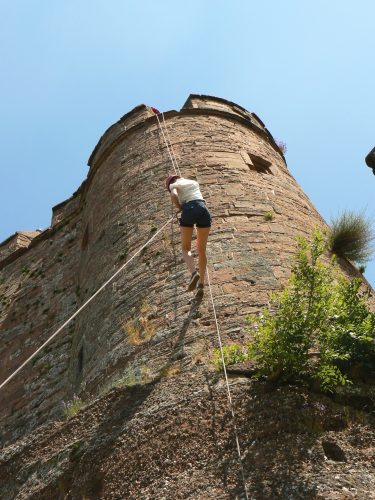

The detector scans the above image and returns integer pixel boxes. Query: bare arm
[170,187,182,211]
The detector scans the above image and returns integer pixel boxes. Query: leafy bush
[328,211,375,264]
[247,229,375,392]
[212,344,247,371]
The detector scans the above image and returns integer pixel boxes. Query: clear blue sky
[1,1,374,284]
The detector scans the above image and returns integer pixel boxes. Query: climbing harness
[1,107,249,499]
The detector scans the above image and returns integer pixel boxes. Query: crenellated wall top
[87,94,285,172]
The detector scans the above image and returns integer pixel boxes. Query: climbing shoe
[196,283,204,295]
[187,271,200,292]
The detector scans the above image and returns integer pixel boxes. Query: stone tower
[1,95,372,498]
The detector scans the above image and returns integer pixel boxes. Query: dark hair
[166,175,180,192]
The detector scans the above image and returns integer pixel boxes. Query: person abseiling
[165,175,212,293]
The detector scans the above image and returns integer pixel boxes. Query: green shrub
[64,396,86,419]
[264,211,274,221]
[212,344,247,371]
[247,229,375,392]
[328,210,374,264]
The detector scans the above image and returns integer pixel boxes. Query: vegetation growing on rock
[216,230,375,392]
[328,210,374,264]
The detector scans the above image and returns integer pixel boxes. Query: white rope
[206,267,249,500]
[154,113,180,176]
[161,112,182,177]
[0,217,173,391]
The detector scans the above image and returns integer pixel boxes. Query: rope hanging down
[161,112,182,176]
[154,112,181,177]
[0,217,173,391]
[206,268,249,499]
[155,111,249,500]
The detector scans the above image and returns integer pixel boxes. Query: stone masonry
[1,94,372,449]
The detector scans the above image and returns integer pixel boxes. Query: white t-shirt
[170,178,204,204]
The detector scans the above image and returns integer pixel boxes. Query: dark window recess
[78,345,84,374]
[81,225,89,249]
[248,153,273,174]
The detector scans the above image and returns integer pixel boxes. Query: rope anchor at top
[152,108,181,177]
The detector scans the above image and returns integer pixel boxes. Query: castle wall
[1,95,371,445]
[0,216,82,443]
[51,191,82,227]
[0,231,42,262]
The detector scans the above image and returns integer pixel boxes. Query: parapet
[0,231,42,264]
[87,104,157,169]
[182,94,261,126]
[87,94,284,173]
[51,184,84,226]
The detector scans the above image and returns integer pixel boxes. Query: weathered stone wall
[1,94,372,446]
[0,215,81,443]
[0,231,42,262]
[51,191,82,227]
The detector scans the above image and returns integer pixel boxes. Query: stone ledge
[0,210,80,271]
[0,231,42,265]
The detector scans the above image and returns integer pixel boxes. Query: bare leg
[196,227,210,285]
[180,226,195,273]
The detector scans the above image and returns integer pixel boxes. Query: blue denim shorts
[179,200,212,228]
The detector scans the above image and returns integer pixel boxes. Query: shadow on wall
[169,290,203,364]
[43,381,157,498]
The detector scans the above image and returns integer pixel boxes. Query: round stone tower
[69,94,332,396]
